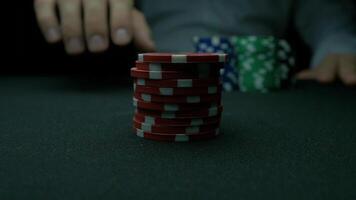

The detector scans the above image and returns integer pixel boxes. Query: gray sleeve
[294,0,356,67]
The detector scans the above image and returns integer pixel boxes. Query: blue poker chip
[193,36,239,92]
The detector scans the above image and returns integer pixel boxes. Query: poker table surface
[1,75,356,200]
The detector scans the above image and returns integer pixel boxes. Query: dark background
[15,1,312,75]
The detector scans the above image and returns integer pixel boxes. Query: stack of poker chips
[232,36,294,92]
[130,53,227,142]
[193,37,239,92]
[193,36,295,93]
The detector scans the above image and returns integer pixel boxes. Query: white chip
[149,71,162,79]
[258,54,267,60]
[208,107,218,116]
[242,62,252,71]
[133,100,138,107]
[221,43,228,49]
[159,88,173,95]
[186,96,201,103]
[218,54,226,62]
[164,104,179,111]
[137,78,145,85]
[190,119,204,126]
[206,47,215,53]
[264,61,274,70]
[223,83,233,92]
[141,124,152,132]
[279,40,291,52]
[138,54,144,62]
[186,127,199,134]
[199,43,208,50]
[212,36,221,46]
[241,39,248,45]
[227,72,238,83]
[136,129,144,137]
[248,36,257,41]
[149,63,162,71]
[278,51,287,60]
[247,44,256,52]
[175,135,189,142]
[172,54,187,63]
[161,113,176,119]
[141,94,152,102]
[144,116,155,124]
[177,80,193,87]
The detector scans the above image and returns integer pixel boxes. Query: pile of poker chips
[193,36,295,93]
[194,37,239,92]
[233,36,295,92]
[130,53,227,142]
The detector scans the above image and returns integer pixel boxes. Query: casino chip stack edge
[131,53,227,142]
[193,36,295,93]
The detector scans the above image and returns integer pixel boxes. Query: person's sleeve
[294,0,356,67]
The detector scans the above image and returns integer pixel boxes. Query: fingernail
[89,35,106,52]
[46,28,61,42]
[114,28,130,44]
[66,37,84,54]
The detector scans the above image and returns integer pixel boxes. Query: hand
[297,54,356,86]
[34,0,155,55]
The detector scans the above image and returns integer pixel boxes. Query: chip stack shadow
[131,53,227,142]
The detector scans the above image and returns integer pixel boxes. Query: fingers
[110,0,134,45]
[314,54,338,83]
[58,0,85,55]
[338,54,356,86]
[35,0,151,53]
[296,69,316,80]
[34,0,61,43]
[132,9,156,52]
[83,0,109,52]
[296,54,338,83]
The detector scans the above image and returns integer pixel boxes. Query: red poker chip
[133,128,220,142]
[131,67,195,80]
[135,61,223,72]
[134,92,221,104]
[135,106,223,119]
[133,120,220,134]
[138,53,227,63]
[130,67,219,80]
[132,98,220,111]
[134,78,222,88]
[134,112,221,126]
[134,84,222,96]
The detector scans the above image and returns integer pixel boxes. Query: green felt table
[1,76,356,200]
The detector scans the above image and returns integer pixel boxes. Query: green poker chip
[232,36,277,54]
[232,36,294,92]
[238,57,281,92]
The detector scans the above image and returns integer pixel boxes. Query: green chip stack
[232,36,294,92]
[277,39,295,88]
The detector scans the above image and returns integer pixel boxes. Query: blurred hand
[34,0,155,55]
[297,54,356,86]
